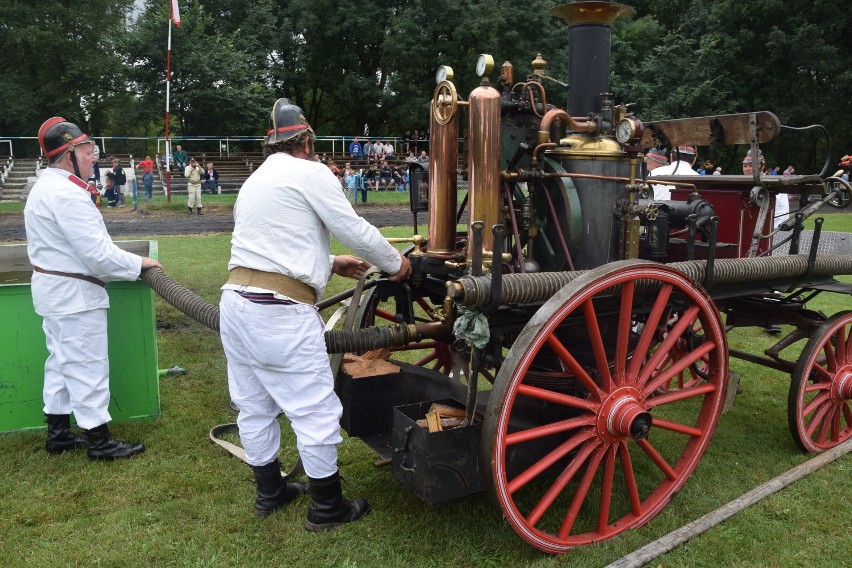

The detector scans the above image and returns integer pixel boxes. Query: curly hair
[264,130,314,157]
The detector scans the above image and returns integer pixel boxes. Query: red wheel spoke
[558,444,609,539]
[823,341,836,372]
[506,416,595,446]
[645,382,717,409]
[652,417,703,437]
[517,384,600,412]
[637,305,701,387]
[597,445,618,536]
[415,352,438,366]
[614,280,635,385]
[526,439,600,526]
[805,400,832,438]
[627,284,673,381]
[843,403,852,425]
[636,438,678,480]
[374,308,396,322]
[583,299,613,391]
[508,430,596,494]
[835,327,847,366]
[618,441,642,516]
[847,326,852,363]
[643,341,715,396]
[831,407,842,442]
[545,335,603,400]
[815,406,835,444]
[805,376,831,393]
[803,391,832,418]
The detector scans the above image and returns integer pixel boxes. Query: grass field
[0,216,850,567]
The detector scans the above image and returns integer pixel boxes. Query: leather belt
[33,266,106,288]
[226,266,316,305]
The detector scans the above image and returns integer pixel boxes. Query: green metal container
[0,241,160,433]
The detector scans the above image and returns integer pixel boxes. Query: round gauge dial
[616,117,639,144]
[435,65,454,85]
[475,54,494,77]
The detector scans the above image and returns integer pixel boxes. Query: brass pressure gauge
[475,53,494,77]
[615,117,643,144]
[435,65,454,85]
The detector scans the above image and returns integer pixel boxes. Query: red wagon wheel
[788,310,852,453]
[483,261,728,553]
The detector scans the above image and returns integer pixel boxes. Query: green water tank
[0,241,160,433]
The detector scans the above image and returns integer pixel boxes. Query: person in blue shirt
[348,138,363,162]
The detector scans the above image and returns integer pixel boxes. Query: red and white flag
[170,0,181,27]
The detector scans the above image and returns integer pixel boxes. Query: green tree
[0,0,136,141]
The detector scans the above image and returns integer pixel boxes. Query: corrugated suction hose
[449,254,852,308]
[140,267,411,354]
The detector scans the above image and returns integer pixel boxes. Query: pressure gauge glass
[475,54,494,77]
[435,65,454,85]
[616,118,637,144]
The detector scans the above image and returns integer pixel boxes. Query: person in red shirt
[135,155,155,200]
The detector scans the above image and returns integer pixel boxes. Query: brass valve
[386,235,425,255]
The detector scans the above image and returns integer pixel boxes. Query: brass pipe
[427,100,459,255]
[467,82,502,259]
[532,108,597,167]
[503,170,698,191]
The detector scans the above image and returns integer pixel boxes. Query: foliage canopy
[0,0,849,165]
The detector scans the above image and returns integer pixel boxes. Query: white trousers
[219,290,342,478]
[187,184,202,209]
[42,309,111,429]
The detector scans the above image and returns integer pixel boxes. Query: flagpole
[164,14,173,203]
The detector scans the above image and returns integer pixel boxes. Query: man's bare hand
[333,255,370,279]
[387,254,411,282]
[141,257,162,270]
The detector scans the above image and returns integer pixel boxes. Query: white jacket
[24,167,142,316]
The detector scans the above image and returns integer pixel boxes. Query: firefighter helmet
[37,117,93,163]
[743,148,764,164]
[266,98,313,145]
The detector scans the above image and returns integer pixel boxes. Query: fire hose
[448,254,852,308]
[140,267,446,353]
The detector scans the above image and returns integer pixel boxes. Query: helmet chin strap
[69,148,83,179]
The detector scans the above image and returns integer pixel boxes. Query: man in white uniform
[644,147,673,200]
[219,98,411,529]
[25,117,162,460]
[649,146,700,200]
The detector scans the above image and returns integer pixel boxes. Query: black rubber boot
[187,207,193,215]
[196,207,203,215]
[84,423,145,461]
[45,414,87,455]
[304,471,371,532]
[251,458,309,517]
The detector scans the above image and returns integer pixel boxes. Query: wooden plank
[640,111,781,148]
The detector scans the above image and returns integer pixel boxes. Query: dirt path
[0,204,421,242]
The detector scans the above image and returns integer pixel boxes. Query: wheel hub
[832,367,852,403]
[597,387,652,442]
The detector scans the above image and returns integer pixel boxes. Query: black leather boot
[45,414,87,455]
[304,471,371,532]
[196,207,203,215]
[187,207,193,215]
[84,423,145,461]
[251,458,309,517]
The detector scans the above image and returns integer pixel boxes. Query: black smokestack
[551,1,634,117]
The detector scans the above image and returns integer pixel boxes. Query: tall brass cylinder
[467,83,502,260]
[427,100,459,255]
